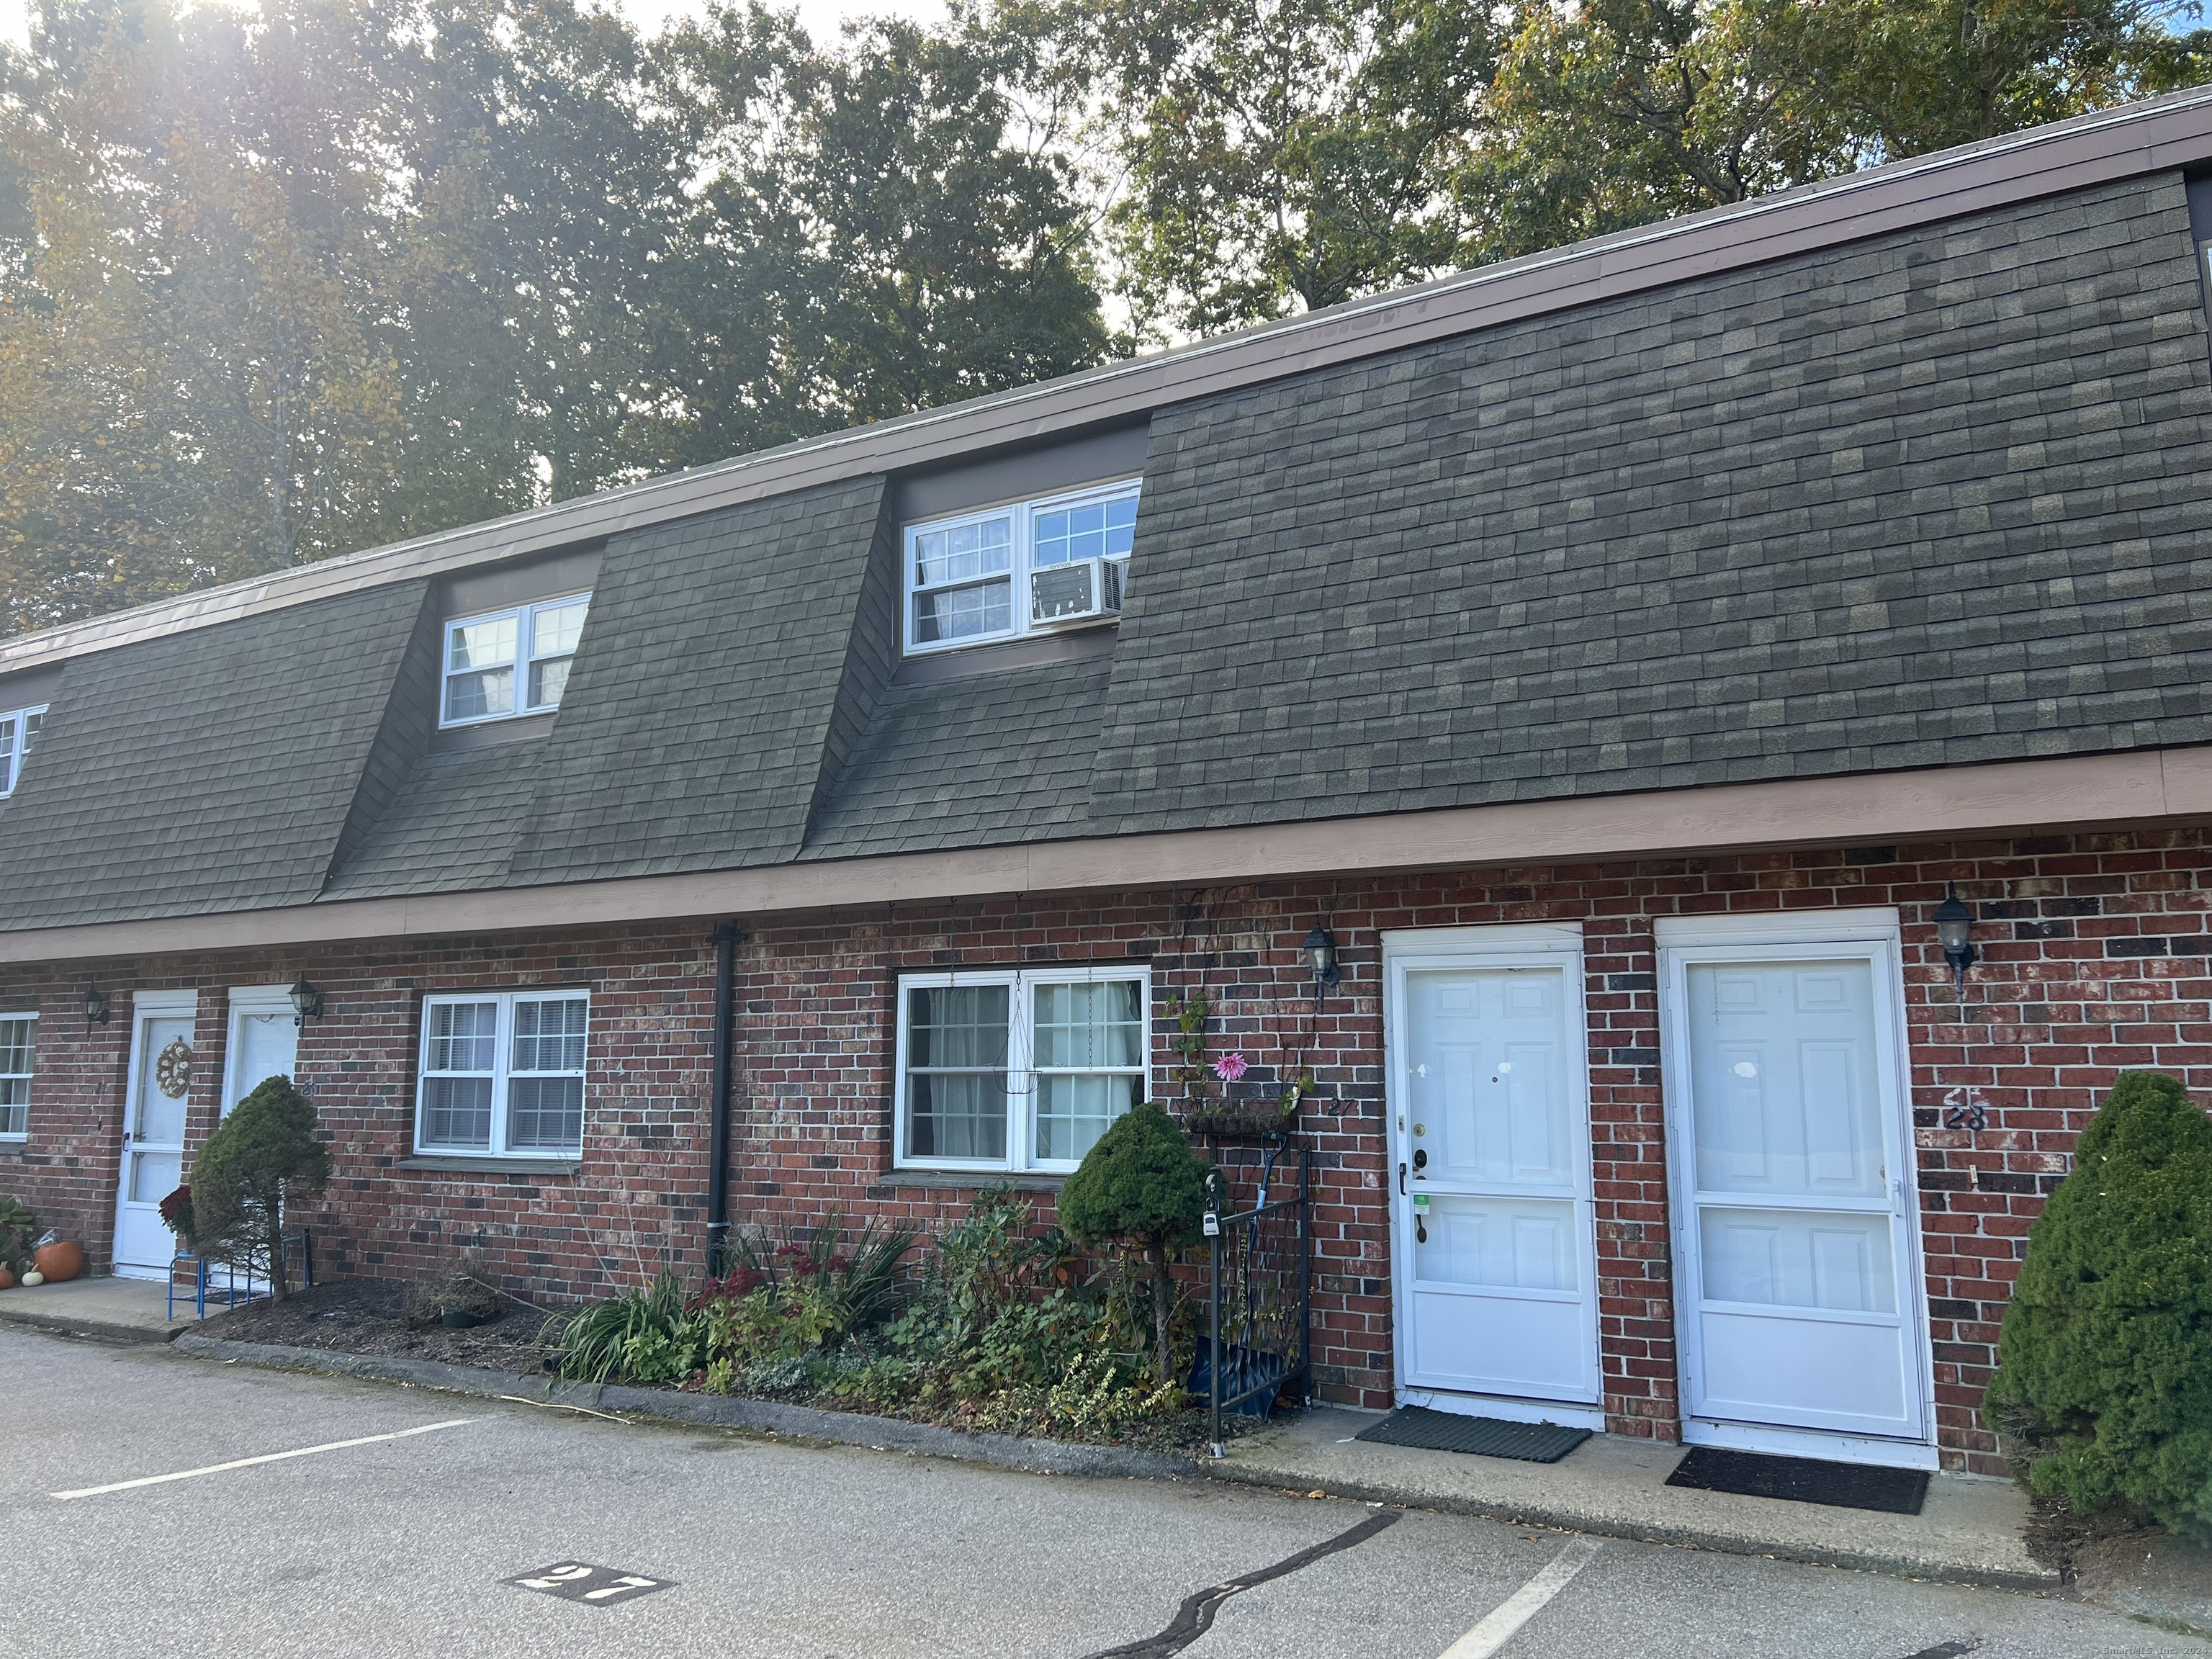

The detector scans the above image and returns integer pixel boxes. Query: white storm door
[113,994,198,1278]
[1662,933,1929,1450]
[1389,934,1600,1408]
[222,989,300,1115]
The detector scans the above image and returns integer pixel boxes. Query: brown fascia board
[7,84,2212,680]
[1,742,2208,965]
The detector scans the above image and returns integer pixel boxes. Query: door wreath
[154,1038,193,1099]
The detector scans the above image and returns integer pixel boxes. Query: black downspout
[706,920,740,1277]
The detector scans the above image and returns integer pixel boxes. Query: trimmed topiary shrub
[1984,1070,2212,1543]
[1057,1102,1209,1383]
[189,1076,332,1302]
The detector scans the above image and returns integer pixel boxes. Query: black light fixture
[1934,885,1978,997]
[1301,923,1341,1012]
[287,975,323,1027]
[82,986,109,1026]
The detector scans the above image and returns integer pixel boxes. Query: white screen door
[1388,928,1599,1411]
[1660,920,1930,1460]
[222,988,300,1116]
[113,993,197,1279]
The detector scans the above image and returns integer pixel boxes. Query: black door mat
[1665,1447,1930,1514]
[1353,1408,1591,1463]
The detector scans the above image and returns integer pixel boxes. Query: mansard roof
[5,91,2212,942]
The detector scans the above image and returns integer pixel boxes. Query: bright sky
[0,0,946,53]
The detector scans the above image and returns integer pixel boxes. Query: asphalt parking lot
[1,1327,2198,1659]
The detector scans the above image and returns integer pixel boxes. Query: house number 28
[1941,1086,1988,1133]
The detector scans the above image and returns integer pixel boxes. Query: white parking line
[52,1419,477,1500]
[1437,1536,1604,1659]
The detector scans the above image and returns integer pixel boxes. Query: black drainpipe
[706,920,741,1277]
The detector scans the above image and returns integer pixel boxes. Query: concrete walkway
[1212,1406,2057,1592]
[0,1274,195,1343]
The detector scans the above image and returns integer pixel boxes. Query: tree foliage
[185,1074,332,1301]
[1984,1071,2212,1543]
[1057,1102,1209,1383]
[0,0,1109,634]
[3,0,2208,629]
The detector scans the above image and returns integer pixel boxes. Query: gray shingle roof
[0,582,427,928]
[3,162,2211,935]
[803,656,1111,858]
[1090,172,2212,827]
[322,741,544,899]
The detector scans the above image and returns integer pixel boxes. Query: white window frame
[0,704,47,797]
[438,593,591,729]
[903,480,1140,657]
[0,1009,33,1140]
[893,964,1151,1174]
[414,990,590,1160]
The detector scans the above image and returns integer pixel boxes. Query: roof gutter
[0,745,2206,964]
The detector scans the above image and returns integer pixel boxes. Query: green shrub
[0,1195,35,1273]
[550,1271,698,1384]
[188,1076,331,1300]
[1056,1102,1210,1382]
[1985,1070,2212,1543]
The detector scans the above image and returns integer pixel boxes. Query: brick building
[7,92,2212,1475]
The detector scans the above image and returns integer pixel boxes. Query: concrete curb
[1202,1459,2059,1593]
[168,1333,1203,1482]
[0,1303,184,1347]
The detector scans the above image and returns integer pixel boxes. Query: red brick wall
[5,826,2211,1472]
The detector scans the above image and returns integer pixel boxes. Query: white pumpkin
[20,1271,43,1286]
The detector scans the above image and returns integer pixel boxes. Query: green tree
[187,1074,332,1302]
[1056,1102,1209,1383]
[1042,0,1495,337]
[1466,0,2212,264]
[647,4,1111,467]
[1984,1071,2212,1543]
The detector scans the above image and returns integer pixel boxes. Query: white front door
[1387,927,1601,1416]
[113,992,199,1279]
[222,987,300,1115]
[1658,913,1933,1464]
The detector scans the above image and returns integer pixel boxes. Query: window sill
[397,1155,581,1177]
[875,1170,1066,1192]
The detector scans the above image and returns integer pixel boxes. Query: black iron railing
[1198,1138,1311,1457]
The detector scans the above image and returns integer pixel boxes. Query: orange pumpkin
[32,1241,83,1283]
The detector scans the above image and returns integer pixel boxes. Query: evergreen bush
[188,1076,332,1302]
[1984,1070,2212,1543]
[1056,1102,1209,1383]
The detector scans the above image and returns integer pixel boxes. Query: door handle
[1398,1161,1407,1195]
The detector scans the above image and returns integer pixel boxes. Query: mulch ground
[196,1277,553,1372]
[192,1276,1264,1453]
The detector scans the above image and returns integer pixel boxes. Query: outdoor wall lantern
[287,975,324,1027]
[1301,923,1341,1012]
[82,986,109,1026]
[1934,886,1979,997]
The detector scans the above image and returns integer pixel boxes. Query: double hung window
[416,992,589,1159]
[0,1012,32,1138]
[894,967,1148,1173]
[904,482,1138,654]
[0,705,45,796]
[441,594,590,727]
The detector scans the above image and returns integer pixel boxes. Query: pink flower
[1213,1052,1249,1082]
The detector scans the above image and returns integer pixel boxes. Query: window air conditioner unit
[1030,558,1123,627]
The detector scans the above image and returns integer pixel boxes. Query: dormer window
[0,704,45,797]
[440,594,590,728]
[905,482,1138,655]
